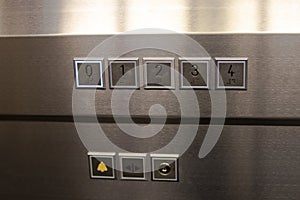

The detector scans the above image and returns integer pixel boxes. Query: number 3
[191,65,199,76]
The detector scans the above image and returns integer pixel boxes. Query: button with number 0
[74,57,104,89]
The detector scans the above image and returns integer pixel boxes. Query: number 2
[155,65,163,76]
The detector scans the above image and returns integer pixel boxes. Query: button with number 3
[179,57,210,89]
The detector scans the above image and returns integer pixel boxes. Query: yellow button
[97,161,108,173]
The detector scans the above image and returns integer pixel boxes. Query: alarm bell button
[97,161,108,173]
[88,152,116,179]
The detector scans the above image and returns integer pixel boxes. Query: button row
[88,152,179,181]
[74,57,248,90]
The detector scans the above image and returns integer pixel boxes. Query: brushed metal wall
[1,0,300,35]
[0,1,300,200]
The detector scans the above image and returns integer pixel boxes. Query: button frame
[119,153,147,181]
[74,57,105,89]
[143,57,175,89]
[215,57,248,90]
[150,154,179,182]
[179,57,211,89]
[108,58,139,89]
[88,152,116,179]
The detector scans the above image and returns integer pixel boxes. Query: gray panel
[0,34,299,118]
[0,122,299,200]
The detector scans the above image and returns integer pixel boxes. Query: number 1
[120,64,125,75]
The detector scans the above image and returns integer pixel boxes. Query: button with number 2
[144,57,175,89]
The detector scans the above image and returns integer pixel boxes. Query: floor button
[74,58,104,88]
[143,57,175,89]
[215,57,248,89]
[108,58,139,89]
[179,57,210,89]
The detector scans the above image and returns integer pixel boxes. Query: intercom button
[150,154,179,181]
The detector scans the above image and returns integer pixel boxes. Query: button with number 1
[109,58,139,89]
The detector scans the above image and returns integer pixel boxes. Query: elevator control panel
[215,57,248,89]
[74,57,247,90]
[88,152,179,182]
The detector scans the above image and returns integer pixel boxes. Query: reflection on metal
[1,0,300,35]
[267,0,300,32]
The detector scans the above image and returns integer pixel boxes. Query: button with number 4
[216,57,248,90]
[179,57,210,89]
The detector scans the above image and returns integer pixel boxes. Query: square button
[109,58,139,89]
[179,58,210,89]
[74,58,104,88]
[88,152,115,179]
[119,153,146,180]
[151,154,179,181]
[144,58,175,89]
[216,57,248,89]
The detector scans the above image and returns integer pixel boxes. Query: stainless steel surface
[0,122,299,199]
[0,1,300,199]
[1,0,300,36]
[0,34,299,118]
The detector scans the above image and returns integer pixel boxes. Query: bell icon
[97,161,108,173]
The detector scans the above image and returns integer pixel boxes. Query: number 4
[228,65,235,77]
